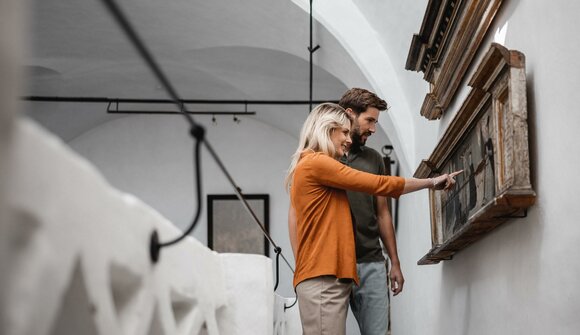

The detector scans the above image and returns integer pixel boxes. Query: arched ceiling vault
[25,0,394,146]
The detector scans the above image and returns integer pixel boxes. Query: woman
[286,103,459,335]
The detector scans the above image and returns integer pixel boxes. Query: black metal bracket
[274,246,282,291]
[308,45,320,53]
[382,145,396,164]
[150,230,160,263]
[381,145,393,156]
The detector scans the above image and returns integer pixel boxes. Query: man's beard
[352,127,370,147]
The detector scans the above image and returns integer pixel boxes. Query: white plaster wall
[388,1,580,334]
[68,114,299,298]
[289,1,580,334]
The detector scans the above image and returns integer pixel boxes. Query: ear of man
[345,108,356,119]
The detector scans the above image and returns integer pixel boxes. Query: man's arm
[288,202,298,261]
[376,195,405,296]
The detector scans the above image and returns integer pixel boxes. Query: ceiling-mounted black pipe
[22,96,337,105]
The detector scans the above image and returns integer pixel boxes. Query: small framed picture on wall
[207,194,269,256]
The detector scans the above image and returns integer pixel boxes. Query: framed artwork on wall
[406,0,503,119]
[207,194,270,256]
[414,43,536,264]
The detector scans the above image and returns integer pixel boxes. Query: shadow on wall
[436,207,543,333]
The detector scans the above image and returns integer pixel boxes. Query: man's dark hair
[338,88,388,115]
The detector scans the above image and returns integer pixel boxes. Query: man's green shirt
[340,145,387,263]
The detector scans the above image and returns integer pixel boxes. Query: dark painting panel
[207,194,269,256]
[440,109,496,240]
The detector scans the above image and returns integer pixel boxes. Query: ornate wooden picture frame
[414,43,535,264]
[207,194,270,256]
[406,0,503,119]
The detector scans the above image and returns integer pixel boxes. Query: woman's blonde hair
[284,103,352,190]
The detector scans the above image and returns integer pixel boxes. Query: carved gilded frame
[414,44,535,264]
[406,0,503,119]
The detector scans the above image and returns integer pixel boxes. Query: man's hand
[389,263,405,296]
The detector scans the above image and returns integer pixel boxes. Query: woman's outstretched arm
[402,170,463,194]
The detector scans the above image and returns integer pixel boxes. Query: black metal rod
[23,96,336,105]
[308,0,315,112]
[306,0,321,113]
[107,110,256,116]
[309,0,313,111]
[394,162,400,232]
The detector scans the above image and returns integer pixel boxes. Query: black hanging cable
[150,108,205,262]
[284,295,298,310]
[308,0,320,112]
[99,0,295,274]
[274,246,296,308]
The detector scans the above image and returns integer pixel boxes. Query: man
[339,88,403,335]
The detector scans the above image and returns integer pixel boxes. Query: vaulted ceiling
[23,0,432,164]
[23,0,378,142]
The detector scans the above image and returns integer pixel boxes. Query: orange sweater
[291,152,405,288]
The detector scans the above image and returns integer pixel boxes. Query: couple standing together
[286,88,460,335]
